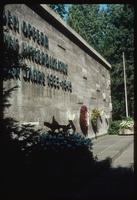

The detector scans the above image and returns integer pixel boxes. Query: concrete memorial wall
[3,4,112,138]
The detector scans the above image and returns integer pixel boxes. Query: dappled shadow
[23,150,133,200]
[1,122,134,200]
[0,7,42,198]
[0,88,134,200]
[0,7,134,199]
[0,87,42,199]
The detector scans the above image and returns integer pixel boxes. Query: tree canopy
[48,4,67,19]
[67,4,134,120]
[48,4,134,120]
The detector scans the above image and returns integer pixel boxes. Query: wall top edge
[7,4,111,69]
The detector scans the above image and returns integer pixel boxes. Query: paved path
[112,142,134,168]
[92,134,134,168]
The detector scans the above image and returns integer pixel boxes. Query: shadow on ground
[1,89,134,200]
[0,22,134,199]
[1,136,134,200]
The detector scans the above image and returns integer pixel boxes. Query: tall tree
[67,4,102,52]
[105,4,134,119]
[67,4,134,120]
[48,4,67,19]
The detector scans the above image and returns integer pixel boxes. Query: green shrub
[107,120,122,135]
[39,131,93,152]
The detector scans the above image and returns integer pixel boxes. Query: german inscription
[3,9,72,92]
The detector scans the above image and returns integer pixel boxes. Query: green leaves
[48,4,134,120]
[67,4,134,120]
[48,4,67,19]
[68,4,101,51]
[119,118,134,129]
[40,131,93,152]
[108,120,122,135]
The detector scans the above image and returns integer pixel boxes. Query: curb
[89,133,108,141]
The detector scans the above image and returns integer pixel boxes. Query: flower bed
[119,118,134,135]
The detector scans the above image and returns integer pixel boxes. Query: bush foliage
[107,120,122,135]
[39,131,92,152]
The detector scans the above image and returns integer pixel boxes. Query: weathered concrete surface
[92,135,134,167]
[3,4,112,138]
